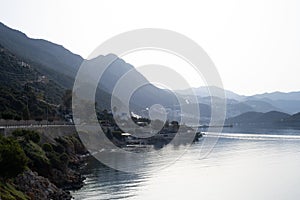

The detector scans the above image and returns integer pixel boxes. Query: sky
[0,0,300,95]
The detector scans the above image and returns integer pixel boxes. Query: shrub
[59,153,69,162]
[12,130,40,143]
[0,136,28,178]
[59,153,69,170]
[42,143,53,152]
[52,144,65,154]
[12,129,26,137]
[21,140,50,175]
[28,131,40,143]
[47,147,69,171]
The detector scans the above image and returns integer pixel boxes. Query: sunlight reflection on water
[72,130,300,200]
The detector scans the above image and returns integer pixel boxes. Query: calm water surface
[72,128,300,200]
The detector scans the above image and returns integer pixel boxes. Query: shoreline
[0,130,89,200]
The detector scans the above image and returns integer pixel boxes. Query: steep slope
[0,22,81,88]
[82,54,180,111]
[0,22,82,79]
[0,22,179,112]
[2,22,299,119]
[0,45,62,119]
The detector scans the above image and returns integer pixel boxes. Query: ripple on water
[72,131,300,200]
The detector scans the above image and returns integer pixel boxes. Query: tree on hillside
[0,136,28,178]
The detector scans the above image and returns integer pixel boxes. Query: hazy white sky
[0,0,300,95]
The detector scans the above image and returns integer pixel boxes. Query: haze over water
[72,128,300,200]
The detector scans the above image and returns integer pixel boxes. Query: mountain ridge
[1,21,300,119]
[0,22,83,88]
[0,22,180,113]
[227,111,291,124]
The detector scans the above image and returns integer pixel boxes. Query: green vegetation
[0,135,28,179]
[0,45,64,120]
[0,22,82,89]
[0,129,86,199]
[12,129,40,143]
[42,142,53,152]
[0,134,29,200]
[0,181,28,200]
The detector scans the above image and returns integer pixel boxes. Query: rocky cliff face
[15,170,72,200]
[0,130,88,200]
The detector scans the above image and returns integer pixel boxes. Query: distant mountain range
[284,112,300,123]
[1,21,300,124]
[178,86,300,116]
[226,111,290,124]
[226,110,300,127]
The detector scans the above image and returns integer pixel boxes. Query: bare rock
[15,170,72,200]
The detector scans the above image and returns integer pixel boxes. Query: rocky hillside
[0,44,67,120]
[0,130,88,200]
[0,22,82,88]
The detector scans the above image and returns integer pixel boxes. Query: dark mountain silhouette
[0,22,82,87]
[227,111,291,124]
[282,112,300,123]
[0,22,179,112]
[94,54,178,108]
[260,111,291,123]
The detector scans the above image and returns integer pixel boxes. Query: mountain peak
[0,21,83,88]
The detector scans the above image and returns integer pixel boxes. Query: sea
[72,127,300,200]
